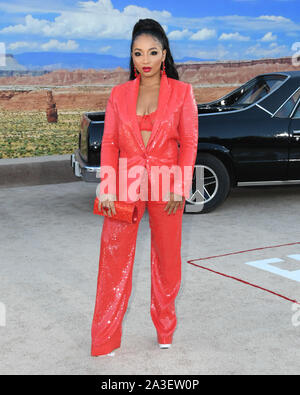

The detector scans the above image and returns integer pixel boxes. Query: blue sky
[0,0,299,61]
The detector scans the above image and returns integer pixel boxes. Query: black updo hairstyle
[129,18,179,81]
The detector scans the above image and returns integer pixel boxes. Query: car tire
[184,153,231,214]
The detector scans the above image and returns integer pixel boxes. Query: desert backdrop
[0,55,299,159]
[0,56,298,112]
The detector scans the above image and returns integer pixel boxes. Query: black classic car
[71,70,300,213]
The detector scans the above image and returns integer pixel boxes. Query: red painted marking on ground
[187,242,300,305]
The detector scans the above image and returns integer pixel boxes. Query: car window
[275,88,300,118]
[229,76,286,106]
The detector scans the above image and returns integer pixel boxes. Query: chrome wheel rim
[186,164,218,205]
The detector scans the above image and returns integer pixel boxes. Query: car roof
[256,70,300,81]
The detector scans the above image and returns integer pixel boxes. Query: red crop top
[136,109,157,131]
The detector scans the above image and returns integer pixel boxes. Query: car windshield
[225,76,287,106]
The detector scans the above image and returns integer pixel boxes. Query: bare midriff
[136,109,157,148]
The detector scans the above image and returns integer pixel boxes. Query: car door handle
[292,130,300,135]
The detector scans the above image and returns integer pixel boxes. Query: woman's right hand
[98,193,117,217]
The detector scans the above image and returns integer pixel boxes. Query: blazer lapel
[126,72,172,153]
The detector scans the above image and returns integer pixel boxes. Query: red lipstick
[142,67,152,72]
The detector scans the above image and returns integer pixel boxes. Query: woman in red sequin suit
[91,19,198,356]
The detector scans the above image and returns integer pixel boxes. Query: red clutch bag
[93,197,138,224]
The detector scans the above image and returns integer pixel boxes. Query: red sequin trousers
[91,198,184,356]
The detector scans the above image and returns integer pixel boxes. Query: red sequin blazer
[99,72,199,203]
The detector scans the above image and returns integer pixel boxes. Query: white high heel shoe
[97,351,115,357]
[159,344,171,349]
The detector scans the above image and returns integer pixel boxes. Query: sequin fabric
[91,198,184,356]
[98,72,199,202]
[136,109,157,131]
[91,73,198,356]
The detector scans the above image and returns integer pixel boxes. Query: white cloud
[169,14,299,35]
[258,15,291,23]
[192,44,231,60]
[260,32,277,42]
[0,1,74,14]
[189,28,216,41]
[0,0,299,62]
[219,32,250,41]
[0,0,172,40]
[8,40,38,50]
[99,45,111,53]
[245,42,288,57]
[0,2,298,46]
[41,39,78,51]
[123,4,171,19]
[168,29,191,40]
[7,38,78,51]
[2,14,50,35]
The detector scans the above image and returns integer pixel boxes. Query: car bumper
[70,149,99,182]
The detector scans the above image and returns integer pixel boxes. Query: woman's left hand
[164,192,185,215]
